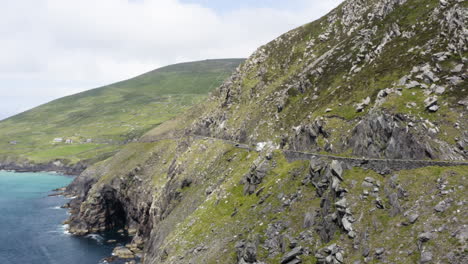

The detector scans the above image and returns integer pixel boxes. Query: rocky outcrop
[0,159,87,175]
[315,244,345,264]
[235,240,259,264]
[68,185,128,235]
[289,119,328,152]
[303,158,357,242]
[113,246,135,259]
[242,158,272,195]
[66,165,155,239]
[348,112,434,159]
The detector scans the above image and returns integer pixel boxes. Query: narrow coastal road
[141,134,468,170]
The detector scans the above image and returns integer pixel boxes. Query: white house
[53,138,63,143]
[65,139,73,144]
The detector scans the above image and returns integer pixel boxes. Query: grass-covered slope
[0,59,243,165]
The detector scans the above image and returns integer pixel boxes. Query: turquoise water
[0,171,124,264]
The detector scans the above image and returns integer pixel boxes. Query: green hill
[0,59,243,165]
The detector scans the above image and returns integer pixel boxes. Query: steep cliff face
[65,0,467,263]
[191,0,467,160]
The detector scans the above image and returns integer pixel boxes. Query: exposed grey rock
[418,232,433,243]
[434,199,452,212]
[420,251,433,263]
[335,251,344,263]
[407,213,420,224]
[362,181,374,188]
[290,120,328,152]
[424,96,438,109]
[281,247,303,264]
[331,176,341,193]
[388,192,402,216]
[375,198,385,209]
[422,68,439,83]
[319,33,330,41]
[342,217,353,232]
[335,198,347,209]
[375,248,385,255]
[303,212,316,228]
[406,80,421,88]
[264,222,286,257]
[310,158,326,173]
[113,246,135,259]
[364,177,376,184]
[362,245,370,257]
[428,105,439,112]
[284,259,301,264]
[456,140,465,151]
[451,64,463,73]
[432,51,450,61]
[356,97,371,112]
[205,186,214,195]
[316,243,345,264]
[399,76,410,86]
[348,112,437,159]
[433,85,446,94]
[452,226,468,244]
[406,102,417,109]
[243,160,271,195]
[458,100,468,106]
[447,76,463,85]
[330,160,343,180]
[236,240,257,264]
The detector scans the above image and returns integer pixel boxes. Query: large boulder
[112,246,135,259]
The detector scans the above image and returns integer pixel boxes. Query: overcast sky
[0,0,343,120]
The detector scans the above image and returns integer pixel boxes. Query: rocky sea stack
[65,0,467,263]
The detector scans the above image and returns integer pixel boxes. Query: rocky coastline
[0,159,87,176]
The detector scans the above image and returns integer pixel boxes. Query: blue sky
[0,0,343,120]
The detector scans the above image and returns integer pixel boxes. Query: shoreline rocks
[113,246,136,259]
[0,160,87,176]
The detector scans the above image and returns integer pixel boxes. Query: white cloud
[0,0,343,120]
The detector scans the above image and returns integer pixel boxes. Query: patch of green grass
[27,143,108,162]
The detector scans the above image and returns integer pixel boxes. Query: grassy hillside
[0,59,243,164]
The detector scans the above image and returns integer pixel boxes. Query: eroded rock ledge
[0,159,87,175]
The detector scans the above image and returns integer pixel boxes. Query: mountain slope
[188,0,467,161]
[65,0,467,263]
[0,59,243,170]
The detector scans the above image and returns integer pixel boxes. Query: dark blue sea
[0,171,127,264]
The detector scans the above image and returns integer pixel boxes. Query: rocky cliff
[65,0,467,263]
[0,157,87,175]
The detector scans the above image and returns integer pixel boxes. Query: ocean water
[0,171,127,264]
